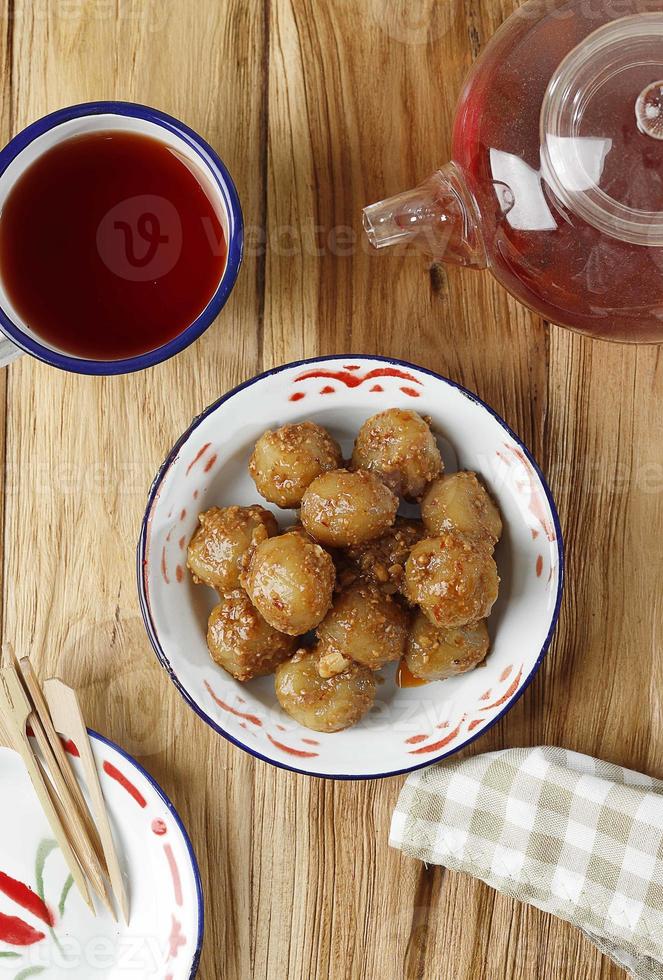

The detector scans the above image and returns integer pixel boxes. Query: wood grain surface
[1,1,660,977]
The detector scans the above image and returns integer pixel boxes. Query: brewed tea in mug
[0,102,243,373]
[0,131,227,361]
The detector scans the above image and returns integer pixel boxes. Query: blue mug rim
[0,100,244,375]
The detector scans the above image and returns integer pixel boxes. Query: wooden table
[2,1,660,977]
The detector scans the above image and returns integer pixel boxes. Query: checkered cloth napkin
[390,747,663,979]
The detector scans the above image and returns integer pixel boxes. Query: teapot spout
[363,163,487,269]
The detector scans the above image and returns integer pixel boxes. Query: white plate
[0,732,202,978]
[138,355,564,779]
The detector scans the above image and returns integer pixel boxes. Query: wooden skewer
[17,657,107,870]
[11,653,117,919]
[25,706,116,919]
[3,644,117,920]
[0,668,96,915]
[44,678,130,925]
[35,746,117,920]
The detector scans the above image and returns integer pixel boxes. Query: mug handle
[0,334,23,367]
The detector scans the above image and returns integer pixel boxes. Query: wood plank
[3,3,267,978]
[1,0,659,978]
[261,3,567,979]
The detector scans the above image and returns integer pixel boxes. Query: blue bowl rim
[136,353,565,781]
[83,728,204,977]
[0,100,244,376]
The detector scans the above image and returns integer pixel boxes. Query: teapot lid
[541,14,663,246]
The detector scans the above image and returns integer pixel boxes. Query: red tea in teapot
[453,6,663,342]
[0,130,227,360]
[364,2,663,343]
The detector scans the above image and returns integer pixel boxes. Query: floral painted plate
[0,731,203,978]
[138,355,564,779]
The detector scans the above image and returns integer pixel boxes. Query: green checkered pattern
[391,748,663,979]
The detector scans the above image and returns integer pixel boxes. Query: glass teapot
[363,1,663,343]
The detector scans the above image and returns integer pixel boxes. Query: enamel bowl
[138,356,564,779]
[0,731,203,977]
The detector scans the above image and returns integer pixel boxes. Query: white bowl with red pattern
[0,731,202,977]
[137,356,564,779]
